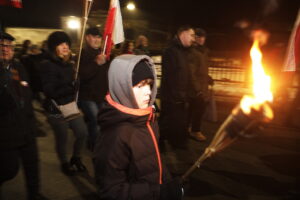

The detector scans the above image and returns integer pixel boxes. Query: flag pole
[102,35,108,55]
[74,0,93,102]
[75,0,93,81]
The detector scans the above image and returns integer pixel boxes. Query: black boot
[61,163,76,176]
[70,157,87,172]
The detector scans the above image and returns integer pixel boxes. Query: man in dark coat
[94,55,184,200]
[187,28,213,141]
[0,32,47,200]
[78,27,108,151]
[159,25,195,149]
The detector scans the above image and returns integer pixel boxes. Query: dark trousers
[47,115,88,164]
[188,95,208,132]
[78,100,101,150]
[0,139,39,196]
[159,101,189,148]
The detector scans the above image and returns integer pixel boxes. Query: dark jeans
[47,115,88,164]
[0,139,40,196]
[188,95,208,132]
[159,101,189,148]
[78,101,101,149]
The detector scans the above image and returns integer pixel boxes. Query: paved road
[2,99,300,200]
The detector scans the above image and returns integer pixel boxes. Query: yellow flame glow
[240,40,273,119]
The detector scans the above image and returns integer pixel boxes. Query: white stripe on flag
[283,9,300,72]
[112,0,124,44]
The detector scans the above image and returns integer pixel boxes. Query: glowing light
[67,19,80,29]
[127,2,136,10]
[240,39,273,120]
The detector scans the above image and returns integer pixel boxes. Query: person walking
[0,32,47,200]
[159,25,195,149]
[187,28,213,141]
[78,27,108,151]
[94,55,184,200]
[134,35,151,56]
[40,31,88,176]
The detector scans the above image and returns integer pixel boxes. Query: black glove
[159,177,184,200]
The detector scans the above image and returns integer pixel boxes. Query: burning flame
[240,39,273,120]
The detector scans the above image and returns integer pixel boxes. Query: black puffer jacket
[78,46,109,104]
[40,54,76,114]
[94,55,170,200]
[0,60,35,150]
[160,37,190,103]
[94,95,171,200]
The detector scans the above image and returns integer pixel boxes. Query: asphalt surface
[2,98,300,200]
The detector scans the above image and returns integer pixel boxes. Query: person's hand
[95,54,106,65]
[159,177,184,200]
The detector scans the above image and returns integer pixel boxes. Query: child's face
[132,79,153,109]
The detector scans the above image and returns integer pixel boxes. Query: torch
[182,37,274,181]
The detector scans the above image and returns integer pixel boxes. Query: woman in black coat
[40,31,88,176]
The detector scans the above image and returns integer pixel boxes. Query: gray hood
[108,54,157,109]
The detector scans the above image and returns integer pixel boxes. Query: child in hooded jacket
[94,55,184,200]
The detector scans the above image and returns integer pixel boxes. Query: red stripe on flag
[103,7,116,58]
[0,0,22,8]
[11,0,22,8]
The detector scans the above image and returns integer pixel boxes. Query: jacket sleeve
[40,61,74,100]
[79,50,104,82]
[161,49,177,100]
[0,67,16,114]
[94,130,160,200]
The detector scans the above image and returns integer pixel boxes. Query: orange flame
[240,39,273,120]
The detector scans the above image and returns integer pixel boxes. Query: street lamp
[61,16,82,48]
[66,16,81,30]
[126,2,136,11]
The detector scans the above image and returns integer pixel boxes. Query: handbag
[51,99,82,121]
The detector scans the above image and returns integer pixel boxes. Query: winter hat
[86,27,102,37]
[0,32,15,41]
[195,28,206,37]
[47,31,71,52]
[132,60,154,86]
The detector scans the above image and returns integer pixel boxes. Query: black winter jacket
[187,45,210,100]
[78,46,109,104]
[160,37,190,103]
[40,54,76,114]
[0,60,35,150]
[94,94,171,200]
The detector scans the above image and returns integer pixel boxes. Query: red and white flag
[102,0,125,58]
[0,0,22,8]
[282,9,300,72]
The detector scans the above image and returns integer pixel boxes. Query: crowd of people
[0,25,214,200]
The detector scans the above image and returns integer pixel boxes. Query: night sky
[0,0,299,30]
[0,0,299,51]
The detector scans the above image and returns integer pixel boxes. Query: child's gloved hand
[159,177,184,200]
